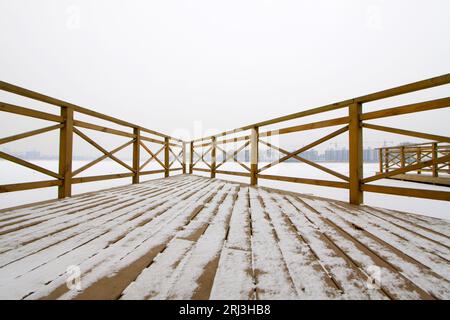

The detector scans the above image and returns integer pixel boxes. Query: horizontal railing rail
[189,73,450,204]
[0,81,186,200]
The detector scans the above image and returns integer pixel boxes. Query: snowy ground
[0,160,448,220]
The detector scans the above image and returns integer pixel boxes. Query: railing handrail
[191,73,450,143]
[0,80,184,143]
[376,142,450,150]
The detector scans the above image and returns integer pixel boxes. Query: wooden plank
[361,184,450,201]
[0,151,61,179]
[0,124,63,145]
[363,123,450,143]
[73,120,135,138]
[0,101,63,122]
[361,97,450,121]
[248,188,298,298]
[0,180,62,193]
[258,174,349,189]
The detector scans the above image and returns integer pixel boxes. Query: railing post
[189,141,194,174]
[58,107,73,198]
[182,142,186,174]
[378,148,383,173]
[250,126,259,186]
[349,102,363,205]
[132,127,140,184]
[432,142,438,177]
[417,147,422,174]
[211,137,216,178]
[400,146,405,168]
[384,148,389,173]
[164,137,170,177]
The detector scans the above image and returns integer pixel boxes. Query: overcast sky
[0,0,449,156]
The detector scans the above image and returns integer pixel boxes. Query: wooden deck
[0,175,449,300]
[389,173,450,187]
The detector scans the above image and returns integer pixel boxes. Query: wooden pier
[377,143,450,186]
[0,175,449,300]
[0,74,450,299]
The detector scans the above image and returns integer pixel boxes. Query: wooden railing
[377,142,450,177]
[0,81,186,199]
[189,73,450,204]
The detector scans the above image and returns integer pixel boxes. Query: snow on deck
[0,174,449,300]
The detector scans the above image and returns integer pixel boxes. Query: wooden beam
[164,137,170,177]
[0,124,63,145]
[182,142,187,174]
[0,81,179,140]
[216,170,251,177]
[0,180,62,193]
[72,172,134,184]
[140,135,165,145]
[258,174,349,189]
[259,139,349,181]
[192,167,211,173]
[73,127,134,173]
[0,151,61,179]
[140,169,166,176]
[132,128,140,184]
[349,102,363,205]
[73,120,135,138]
[216,135,250,145]
[259,116,349,137]
[361,184,450,201]
[58,107,74,198]
[362,154,450,183]
[191,74,450,143]
[361,97,450,121]
[250,127,259,185]
[215,141,250,169]
[432,143,438,177]
[362,123,450,143]
[72,140,134,176]
[140,142,166,169]
[189,142,194,174]
[258,126,349,173]
[211,137,216,178]
[0,101,63,122]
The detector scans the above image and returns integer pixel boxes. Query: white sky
[0,0,449,156]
